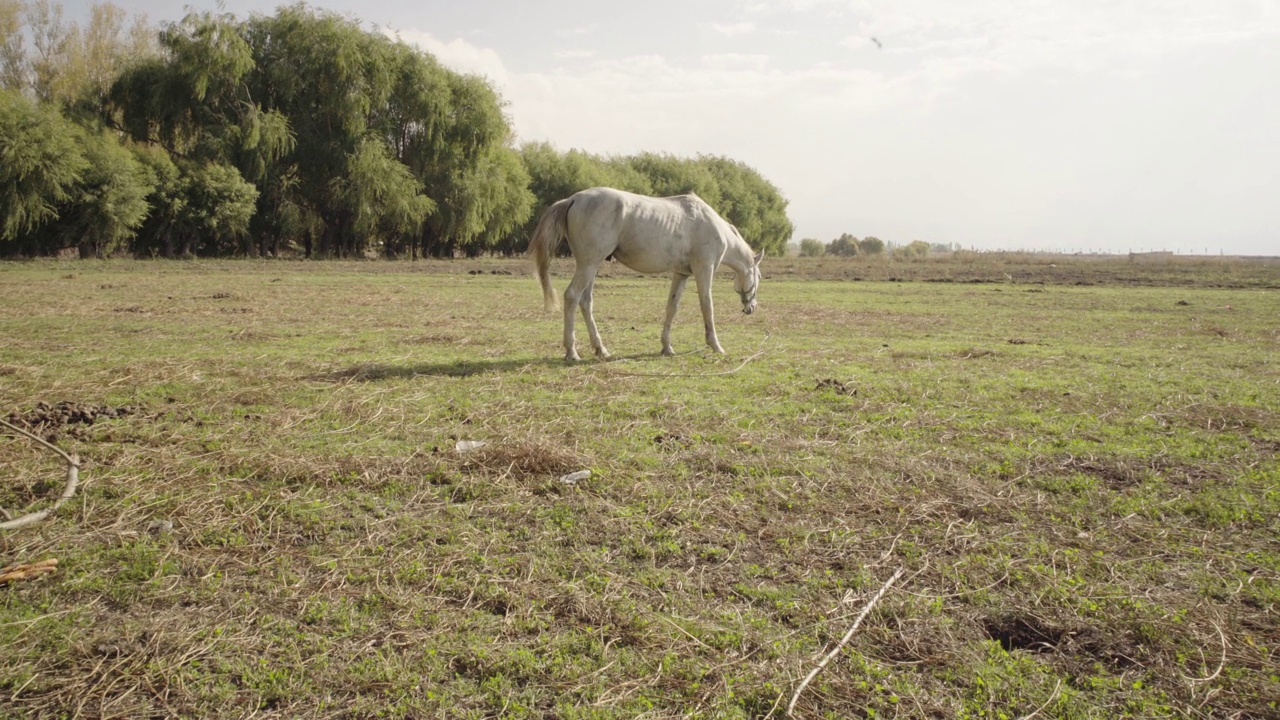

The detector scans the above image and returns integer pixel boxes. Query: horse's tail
[529,198,573,311]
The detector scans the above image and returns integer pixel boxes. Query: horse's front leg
[694,268,725,354]
[661,273,690,356]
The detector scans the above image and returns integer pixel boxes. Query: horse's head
[735,252,762,315]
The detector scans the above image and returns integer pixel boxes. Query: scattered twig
[1181,620,1227,686]
[0,417,82,531]
[1017,678,1062,720]
[787,567,904,718]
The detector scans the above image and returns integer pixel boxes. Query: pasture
[1,256,1278,719]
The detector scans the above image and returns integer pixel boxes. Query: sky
[64,0,1280,255]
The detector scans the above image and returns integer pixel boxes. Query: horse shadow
[311,351,673,382]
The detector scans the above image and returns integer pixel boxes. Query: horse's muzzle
[743,301,757,315]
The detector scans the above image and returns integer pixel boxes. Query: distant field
[1,257,1277,718]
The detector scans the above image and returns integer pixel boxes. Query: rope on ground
[594,325,774,379]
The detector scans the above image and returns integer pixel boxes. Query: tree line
[1,1,795,259]
[798,234,954,259]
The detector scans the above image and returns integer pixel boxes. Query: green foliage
[2,108,153,257]
[406,71,533,257]
[0,0,23,91]
[625,151,720,200]
[858,236,885,255]
[9,0,155,109]
[336,137,434,250]
[896,239,930,259]
[182,160,257,255]
[2,262,1277,716]
[827,232,859,256]
[698,154,794,256]
[23,121,151,257]
[57,122,153,257]
[0,87,86,246]
[127,142,184,256]
[519,144,794,256]
[3,3,791,258]
[798,238,824,257]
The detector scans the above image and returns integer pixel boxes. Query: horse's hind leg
[562,281,582,362]
[579,270,610,359]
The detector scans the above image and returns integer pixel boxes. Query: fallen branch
[0,417,82,531]
[0,558,59,584]
[787,567,904,718]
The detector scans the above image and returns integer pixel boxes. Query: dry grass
[1,256,1278,719]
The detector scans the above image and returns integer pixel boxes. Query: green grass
[1,257,1278,718]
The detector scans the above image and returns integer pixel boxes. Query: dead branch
[0,558,59,584]
[787,567,905,718]
[0,417,82,531]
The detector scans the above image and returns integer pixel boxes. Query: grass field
[1,256,1278,719]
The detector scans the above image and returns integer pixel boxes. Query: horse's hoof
[711,345,726,354]
[661,348,675,357]
[565,353,581,362]
[595,350,611,360]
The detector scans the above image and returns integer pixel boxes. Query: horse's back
[565,188,730,273]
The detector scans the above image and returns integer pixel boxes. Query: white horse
[530,187,762,361]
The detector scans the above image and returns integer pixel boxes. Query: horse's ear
[753,251,763,266]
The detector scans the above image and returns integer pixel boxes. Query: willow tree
[65,125,153,256]
[241,5,385,257]
[624,152,722,205]
[2,1,154,109]
[395,68,532,257]
[521,142,650,209]
[0,88,86,252]
[107,9,278,255]
[335,137,435,256]
[0,0,22,91]
[511,142,649,255]
[518,145,794,256]
[697,155,793,256]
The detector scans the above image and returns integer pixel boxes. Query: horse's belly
[613,242,689,275]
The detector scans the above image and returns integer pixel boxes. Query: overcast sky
[67,0,1280,255]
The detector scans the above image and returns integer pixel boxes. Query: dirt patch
[815,378,858,396]
[982,613,1068,653]
[1060,456,1148,489]
[981,613,1138,667]
[5,400,137,441]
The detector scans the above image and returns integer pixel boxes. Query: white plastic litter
[455,440,487,452]
[559,470,591,484]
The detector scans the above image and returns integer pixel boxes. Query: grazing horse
[530,187,762,361]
